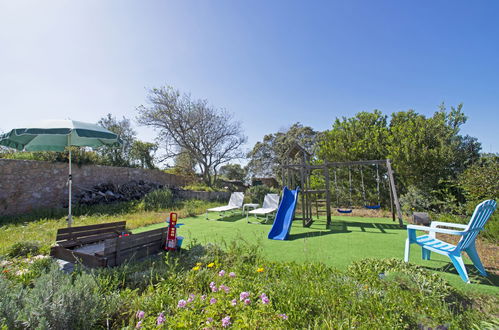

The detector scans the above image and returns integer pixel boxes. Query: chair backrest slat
[228,192,244,207]
[262,194,280,209]
[458,200,496,250]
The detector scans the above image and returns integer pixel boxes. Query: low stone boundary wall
[175,190,231,202]
[0,159,189,216]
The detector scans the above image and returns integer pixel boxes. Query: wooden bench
[50,221,167,267]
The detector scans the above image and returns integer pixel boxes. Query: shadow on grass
[288,221,352,240]
[338,221,406,233]
[421,261,499,287]
[206,213,246,222]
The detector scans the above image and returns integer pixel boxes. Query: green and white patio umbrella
[0,119,122,226]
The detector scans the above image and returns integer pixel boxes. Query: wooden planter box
[50,221,167,268]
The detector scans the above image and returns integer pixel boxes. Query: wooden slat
[50,246,106,268]
[56,226,126,241]
[58,232,118,248]
[103,228,166,254]
[112,241,164,266]
[56,221,126,235]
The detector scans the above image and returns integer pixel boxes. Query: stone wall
[0,159,189,216]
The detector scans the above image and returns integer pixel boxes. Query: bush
[247,185,279,204]
[400,186,433,214]
[183,183,225,192]
[183,200,206,217]
[143,188,176,211]
[6,241,40,258]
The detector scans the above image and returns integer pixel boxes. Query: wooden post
[300,166,306,227]
[324,164,332,228]
[386,159,403,226]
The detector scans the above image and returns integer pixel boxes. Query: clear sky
[1,0,498,158]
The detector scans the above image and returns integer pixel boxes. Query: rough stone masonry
[0,159,188,216]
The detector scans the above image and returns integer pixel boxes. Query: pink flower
[230,299,237,306]
[278,313,288,320]
[262,296,270,304]
[244,298,251,305]
[178,299,187,308]
[187,294,195,303]
[239,291,250,301]
[136,310,145,319]
[219,284,230,293]
[210,282,218,292]
[210,298,217,304]
[206,317,214,324]
[209,281,216,288]
[221,316,231,327]
[157,312,166,325]
[219,270,226,276]
[229,272,236,278]
[201,295,207,301]
[135,321,142,328]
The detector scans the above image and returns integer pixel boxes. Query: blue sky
[1,0,498,159]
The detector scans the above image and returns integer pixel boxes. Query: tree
[459,155,499,205]
[98,114,136,167]
[130,140,157,169]
[137,86,247,186]
[386,104,480,192]
[219,163,247,181]
[246,123,317,181]
[317,110,389,162]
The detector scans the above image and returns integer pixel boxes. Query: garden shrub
[247,185,279,204]
[183,200,206,217]
[143,188,175,211]
[400,185,433,214]
[21,265,108,329]
[6,241,40,258]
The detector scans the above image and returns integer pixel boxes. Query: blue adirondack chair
[404,199,497,283]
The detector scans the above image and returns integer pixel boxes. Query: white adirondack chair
[247,193,280,224]
[206,192,244,220]
[404,199,497,283]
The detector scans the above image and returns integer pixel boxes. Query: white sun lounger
[206,192,244,220]
[247,193,280,224]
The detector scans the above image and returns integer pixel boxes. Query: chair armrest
[430,221,467,229]
[407,224,466,236]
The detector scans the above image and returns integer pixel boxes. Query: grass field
[1,202,496,296]
[135,212,499,295]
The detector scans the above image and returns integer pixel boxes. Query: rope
[348,166,353,208]
[376,164,381,205]
[360,166,366,205]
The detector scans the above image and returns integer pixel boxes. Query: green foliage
[183,183,225,192]
[246,122,317,182]
[317,110,389,161]
[459,156,499,207]
[143,188,176,211]
[98,113,137,167]
[399,186,433,214]
[246,185,279,204]
[183,200,207,217]
[219,163,247,181]
[130,140,157,169]
[6,241,40,258]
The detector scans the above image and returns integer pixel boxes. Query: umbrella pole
[68,136,73,227]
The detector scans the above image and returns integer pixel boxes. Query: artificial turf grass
[134,213,499,295]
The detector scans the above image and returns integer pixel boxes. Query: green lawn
[135,212,499,295]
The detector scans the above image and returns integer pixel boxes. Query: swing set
[281,143,403,228]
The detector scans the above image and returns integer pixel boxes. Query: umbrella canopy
[0,119,121,227]
[0,119,121,151]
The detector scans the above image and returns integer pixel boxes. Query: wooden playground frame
[282,144,403,228]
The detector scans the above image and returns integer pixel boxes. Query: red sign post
[166,212,178,251]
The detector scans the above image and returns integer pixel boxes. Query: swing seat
[337,208,352,214]
[364,205,381,210]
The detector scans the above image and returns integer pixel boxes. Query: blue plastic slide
[268,187,300,240]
